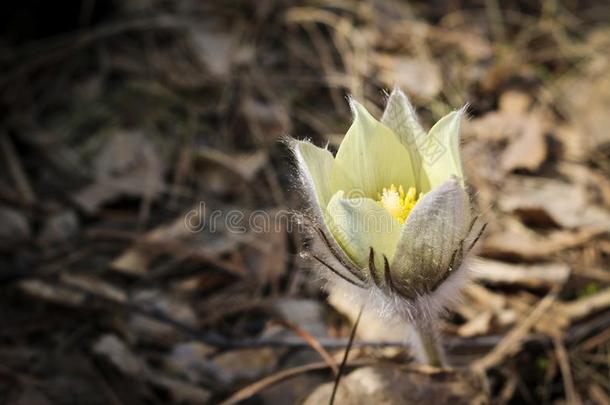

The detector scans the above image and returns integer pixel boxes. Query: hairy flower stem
[410,319,446,368]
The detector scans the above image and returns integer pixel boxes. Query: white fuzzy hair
[318,253,475,325]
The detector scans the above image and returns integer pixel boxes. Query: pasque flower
[289,88,485,366]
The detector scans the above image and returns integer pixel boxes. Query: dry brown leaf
[111,206,241,275]
[464,111,524,141]
[427,27,492,61]
[196,148,268,182]
[563,287,610,321]
[212,348,278,384]
[464,93,547,173]
[94,334,212,403]
[19,279,86,306]
[241,98,291,141]
[500,115,546,172]
[554,124,588,162]
[59,273,127,303]
[473,289,559,371]
[189,24,234,78]
[535,306,571,336]
[471,258,570,288]
[128,290,198,343]
[463,285,517,330]
[93,334,145,376]
[464,284,507,313]
[111,213,193,275]
[165,342,215,383]
[270,298,328,338]
[457,311,493,337]
[498,91,531,114]
[303,365,488,405]
[375,54,442,101]
[500,176,610,229]
[74,131,165,214]
[508,296,570,335]
[38,209,79,244]
[558,162,610,209]
[242,209,287,283]
[152,374,213,404]
[482,225,605,261]
[453,302,480,321]
[556,42,610,160]
[111,249,151,276]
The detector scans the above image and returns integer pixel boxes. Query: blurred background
[1,0,610,404]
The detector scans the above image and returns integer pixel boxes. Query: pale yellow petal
[420,110,465,189]
[381,88,430,192]
[331,100,416,198]
[293,140,335,208]
[326,191,402,273]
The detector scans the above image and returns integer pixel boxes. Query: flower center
[377,184,422,224]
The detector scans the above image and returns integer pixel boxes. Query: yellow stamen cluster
[377,184,421,224]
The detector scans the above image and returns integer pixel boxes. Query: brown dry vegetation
[1,1,610,404]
